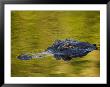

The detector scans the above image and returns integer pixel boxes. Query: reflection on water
[11,11,100,77]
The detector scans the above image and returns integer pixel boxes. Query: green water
[11,11,100,77]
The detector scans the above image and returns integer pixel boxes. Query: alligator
[17,39,97,61]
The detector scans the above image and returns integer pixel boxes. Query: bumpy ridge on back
[46,39,97,61]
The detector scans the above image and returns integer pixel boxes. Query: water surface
[11,11,100,77]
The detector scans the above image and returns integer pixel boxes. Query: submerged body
[17,39,97,61]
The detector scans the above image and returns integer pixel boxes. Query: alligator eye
[63,44,75,48]
[69,46,74,48]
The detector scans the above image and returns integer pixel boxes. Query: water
[11,11,100,77]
